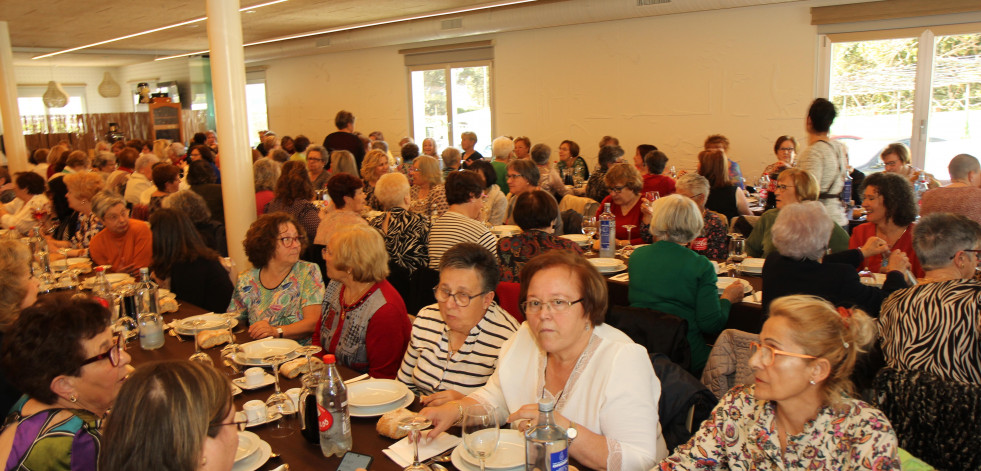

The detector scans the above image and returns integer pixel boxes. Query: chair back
[605,305,690,371]
[406,266,439,315]
[494,281,524,324]
[650,353,718,451]
[700,329,757,400]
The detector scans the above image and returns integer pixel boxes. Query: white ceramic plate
[105,273,130,283]
[490,225,522,236]
[235,431,260,462]
[717,277,752,294]
[739,258,765,273]
[232,438,271,471]
[451,439,523,471]
[588,258,627,273]
[232,373,276,390]
[349,391,415,418]
[51,257,91,271]
[460,429,525,469]
[559,234,591,246]
[175,313,238,335]
[234,338,300,366]
[348,379,411,408]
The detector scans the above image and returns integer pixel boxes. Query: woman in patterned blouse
[370,172,429,275]
[360,149,390,212]
[408,155,449,220]
[498,190,582,282]
[46,172,104,257]
[660,295,899,470]
[675,173,728,260]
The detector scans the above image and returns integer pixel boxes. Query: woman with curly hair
[850,171,924,277]
[360,149,390,211]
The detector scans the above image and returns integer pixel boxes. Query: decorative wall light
[42,81,69,108]
[98,72,121,97]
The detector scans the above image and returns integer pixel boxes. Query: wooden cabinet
[148,102,183,143]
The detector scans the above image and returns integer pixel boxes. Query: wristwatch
[276,327,284,338]
[566,423,578,445]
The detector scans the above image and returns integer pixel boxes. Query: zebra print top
[369,207,430,275]
[879,279,981,384]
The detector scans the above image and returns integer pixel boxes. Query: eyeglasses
[775,184,791,191]
[506,174,522,180]
[212,418,249,432]
[778,147,796,152]
[951,249,981,260]
[278,236,302,247]
[307,157,324,162]
[79,333,125,368]
[520,298,584,314]
[102,208,130,223]
[608,185,627,194]
[749,341,817,367]
[433,286,488,307]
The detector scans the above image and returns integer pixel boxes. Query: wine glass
[462,404,499,471]
[398,415,434,471]
[727,237,746,276]
[188,319,214,366]
[264,353,299,438]
[622,224,636,248]
[581,217,598,256]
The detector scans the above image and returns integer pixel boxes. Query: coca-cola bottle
[316,355,352,457]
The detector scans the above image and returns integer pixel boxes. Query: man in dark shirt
[323,110,366,170]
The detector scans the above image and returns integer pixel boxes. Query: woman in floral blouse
[497,190,582,282]
[675,173,728,260]
[408,155,448,220]
[659,295,899,470]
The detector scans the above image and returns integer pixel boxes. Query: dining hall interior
[0,1,980,470]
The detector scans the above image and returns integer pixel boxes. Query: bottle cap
[537,396,555,412]
[95,266,105,273]
[323,354,336,364]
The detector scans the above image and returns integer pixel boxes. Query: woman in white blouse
[421,250,666,471]
[0,172,50,235]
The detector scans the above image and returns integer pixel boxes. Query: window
[823,29,981,180]
[410,63,493,156]
[18,85,87,134]
[245,69,269,148]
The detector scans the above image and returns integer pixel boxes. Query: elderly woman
[880,142,939,189]
[228,212,325,342]
[314,225,411,379]
[253,157,281,217]
[469,160,507,225]
[504,159,564,234]
[585,145,625,202]
[746,168,850,258]
[330,150,358,176]
[266,161,321,248]
[408,155,449,219]
[421,137,439,158]
[100,361,238,471]
[361,149,390,211]
[422,250,668,470]
[699,149,751,221]
[0,295,132,470]
[530,143,568,200]
[371,173,430,275]
[0,241,39,414]
[50,151,92,228]
[499,190,582,282]
[761,135,796,181]
[92,151,116,182]
[850,172,924,277]
[162,190,227,257]
[675,174,728,260]
[429,171,498,268]
[187,159,224,225]
[879,213,981,384]
[660,295,899,469]
[490,136,513,195]
[45,172,104,257]
[399,243,519,403]
[512,136,531,160]
[150,209,234,314]
[314,173,368,248]
[305,145,331,190]
[761,201,909,315]
[188,144,221,183]
[595,163,651,246]
[88,191,152,275]
[0,172,49,235]
[556,139,589,185]
[145,163,181,214]
[441,147,462,178]
[630,194,745,373]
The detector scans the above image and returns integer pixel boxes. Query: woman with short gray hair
[762,201,909,315]
[88,191,152,275]
[880,212,981,384]
[370,172,430,275]
[629,194,745,373]
[675,173,728,260]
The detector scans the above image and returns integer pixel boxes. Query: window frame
[406,59,496,154]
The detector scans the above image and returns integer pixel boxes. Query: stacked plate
[348,379,414,417]
[233,431,272,471]
[452,429,525,471]
[588,257,626,274]
[233,338,301,367]
[739,258,765,274]
[559,234,591,247]
[490,225,522,237]
[174,313,238,336]
[51,257,92,273]
[717,277,752,294]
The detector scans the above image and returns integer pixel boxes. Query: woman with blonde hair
[46,172,105,257]
[152,139,172,162]
[329,150,358,176]
[408,155,448,219]
[659,295,899,469]
[360,149,390,211]
[0,241,39,413]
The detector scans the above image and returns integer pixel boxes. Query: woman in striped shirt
[397,242,519,406]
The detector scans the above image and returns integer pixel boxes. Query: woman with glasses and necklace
[659,295,899,470]
[421,250,667,471]
[314,225,411,379]
[0,295,133,470]
[228,212,325,343]
[398,243,518,405]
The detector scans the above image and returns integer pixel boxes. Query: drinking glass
[462,404,499,471]
[727,237,746,276]
[188,319,214,366]
[581,217,598,256]
[264,353,299,438]
[220,343,243,376]
[398,415,434,471]
[622,224,636,247]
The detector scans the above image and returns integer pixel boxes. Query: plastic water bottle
[913,172,929,203]
[525,397,569,471]
[92,267,115,309]
[317,354,352,458]
[841,172,853,219]
[598,203,616,259]
[135,268,158,315]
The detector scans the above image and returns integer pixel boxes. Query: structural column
[0,22,27,173]
[206,0,255,271]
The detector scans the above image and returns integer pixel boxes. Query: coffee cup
[244,367,265,387]
[243,400,267,424]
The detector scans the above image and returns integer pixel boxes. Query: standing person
[323,110,366,169]
[796,98,849,226]
[556,140,589,185]
[880,143,940,188]
[460,131,483,166]
[490,136,513,195]
[704,134,746,190]
[920,153,981,224]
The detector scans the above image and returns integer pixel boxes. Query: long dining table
[130,302,410,471]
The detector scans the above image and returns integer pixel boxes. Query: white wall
[262,2,818,180]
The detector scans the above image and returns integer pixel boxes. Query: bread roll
[376,408,415,439]
[158,297,179,313]
[197,330,233,349]
[279,356,324,379]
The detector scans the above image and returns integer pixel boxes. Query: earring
[809,380,816,385]
[69,394,78,403]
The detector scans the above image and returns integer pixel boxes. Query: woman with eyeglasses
[228,212,325,343]
[88,191,152,276]
[100,360,239,471]
[594,162,651,246]
[398,243,518,405]
[0,294,133,470]
[421,250,667,470]
[659,295,899,470]
[503,160,564,235]
[879,213,981,384]
[305,146,331,190]
[761,136,797,182]
[745,168,850,259]
[314,225,411,379]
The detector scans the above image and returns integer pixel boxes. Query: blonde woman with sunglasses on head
[659,295,899,470]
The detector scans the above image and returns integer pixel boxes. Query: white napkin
[383,432,460,467]
[742,291,761,304]
[609,273,630,282]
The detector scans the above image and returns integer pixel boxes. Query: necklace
[540,332,595,407]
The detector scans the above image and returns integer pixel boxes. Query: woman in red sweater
[849,171,924,278]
